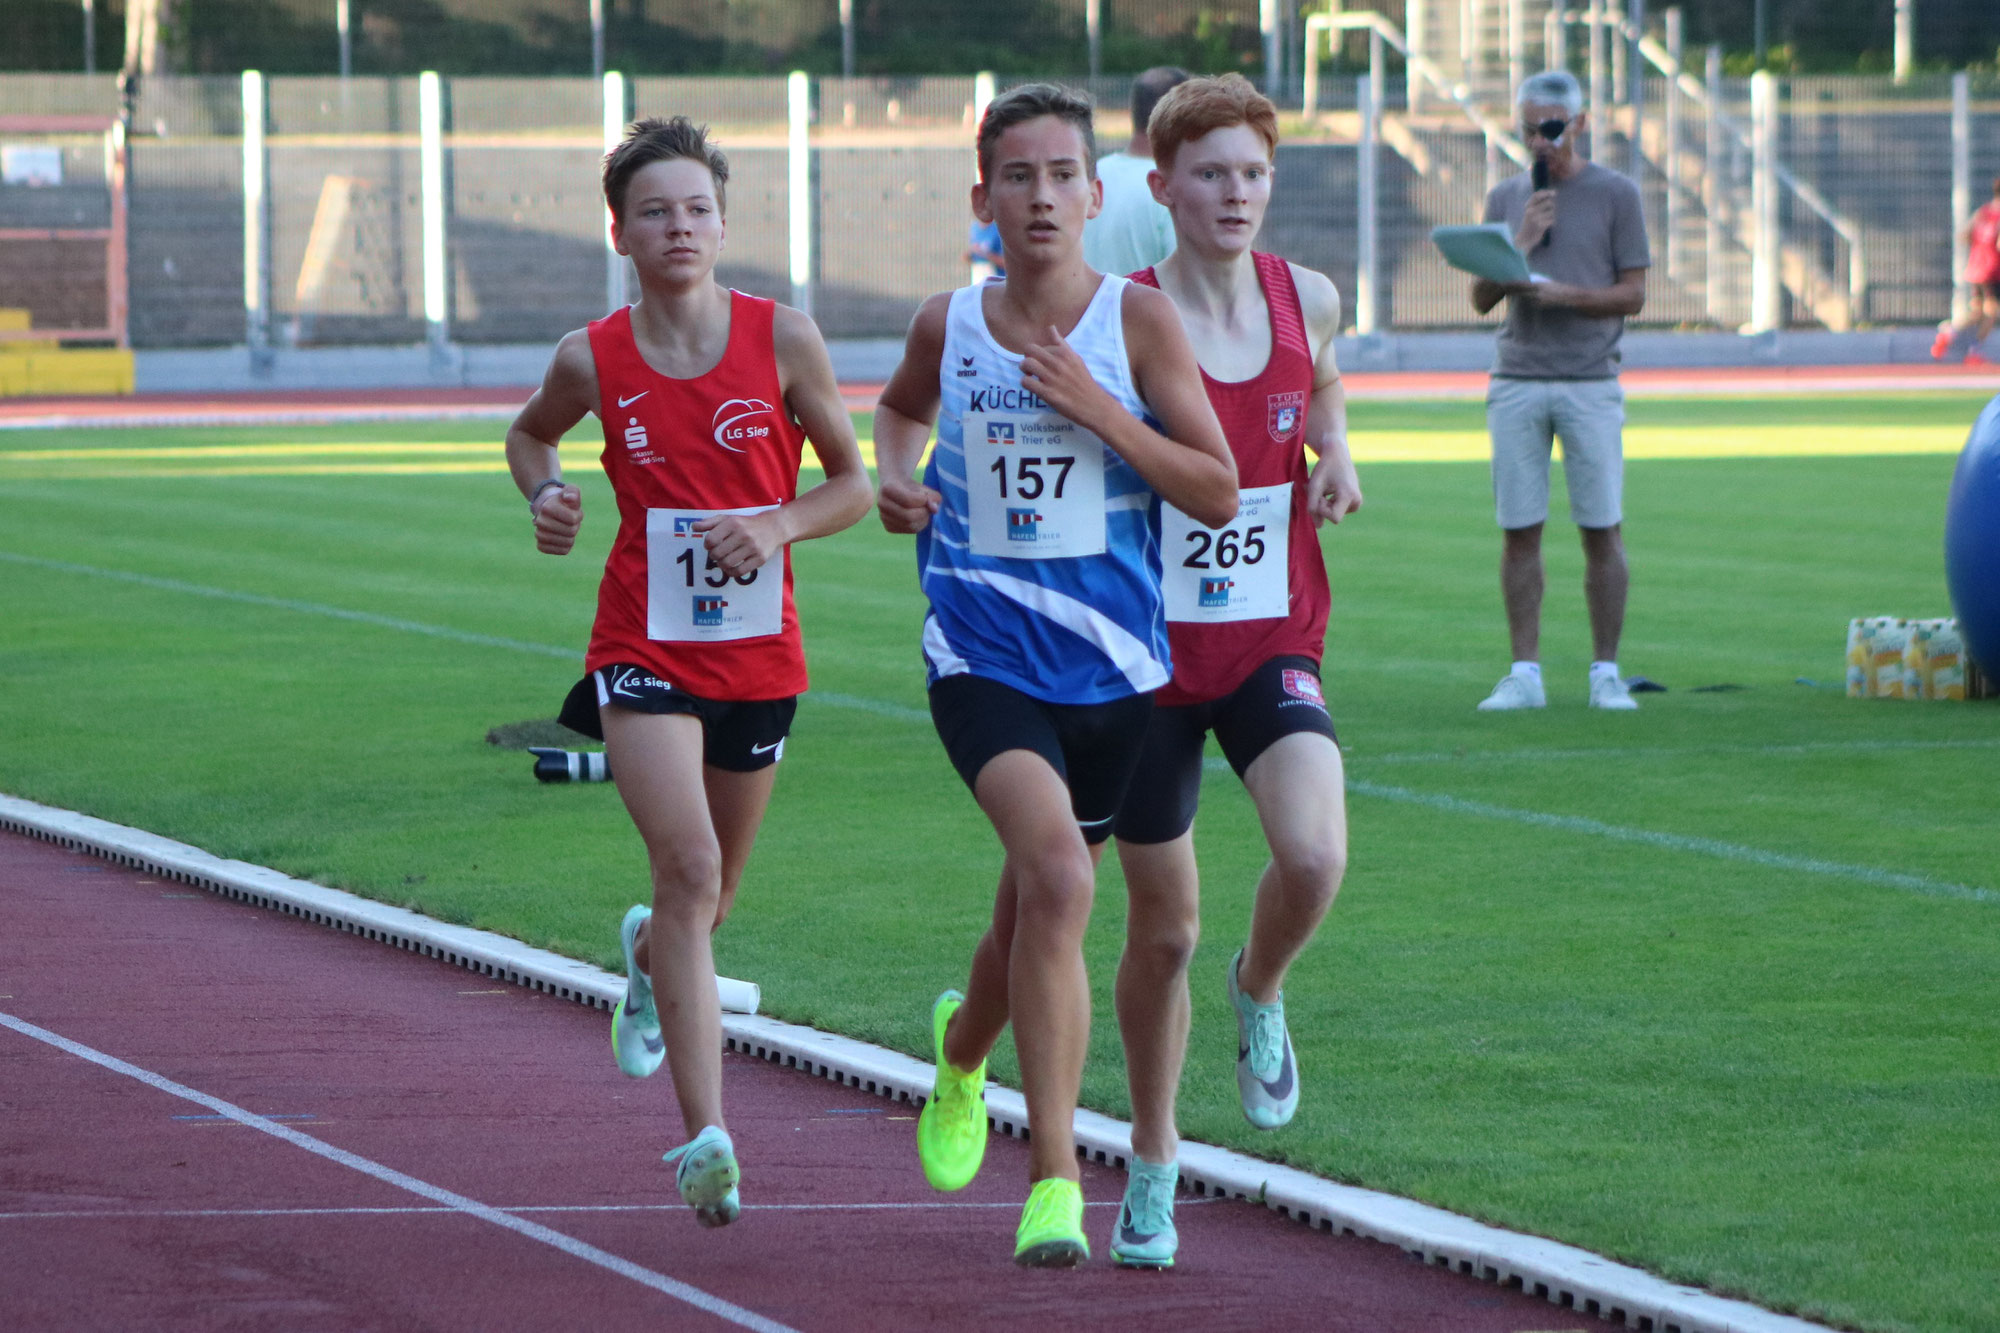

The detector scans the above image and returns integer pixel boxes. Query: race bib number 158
[646,505,784,642]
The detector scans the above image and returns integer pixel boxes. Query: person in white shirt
[1082,66,1188,277]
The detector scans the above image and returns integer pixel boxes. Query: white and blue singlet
[915,275,1172,705]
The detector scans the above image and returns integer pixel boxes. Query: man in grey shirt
[1470,69,1649,712]
[1082,66,1187,276]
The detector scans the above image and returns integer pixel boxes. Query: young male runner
[874,83,1238,1267]
[503,116,871,1228]
[1107,74,1363,1269]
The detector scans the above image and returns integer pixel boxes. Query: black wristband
[528,478,565,515]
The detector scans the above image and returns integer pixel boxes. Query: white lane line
[0,1011,797,1333]
[13,549,1990,904]
[1362,737,2000,765]
[0,551,576,661]
[0,1199,1222,1222]
[0,551,928,719]
[1345,778,1997,904]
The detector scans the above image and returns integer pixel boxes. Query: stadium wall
[1,71,1995,354]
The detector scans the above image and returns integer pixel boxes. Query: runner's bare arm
[1020,283,1237,528]
[505,329,598,555]
[1292,265,1362,526]
[875,293,949,535]
[697,306,874,579]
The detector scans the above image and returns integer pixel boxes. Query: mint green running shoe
[663,1125,741,1228]
[1229,948,1299,1130]
[1109,1156,1179,1268]
[611,905,664,1078]
[916,990,988,1191]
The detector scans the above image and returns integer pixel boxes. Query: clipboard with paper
[1430,222,1537,284]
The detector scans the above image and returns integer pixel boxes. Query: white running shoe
[1476,673,1546,711]
[663,1125,741,1228]
[611,905,665,1078]
[1228,950,1299,1130]
[1589,673,1640,711]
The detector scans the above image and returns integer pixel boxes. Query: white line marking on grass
[1345,778,1998,904]
[1361,738,2000,765]
[0,1011,798,1333]
[16,549,1988,906]
[0,551,576,661]
[2,551,932,720]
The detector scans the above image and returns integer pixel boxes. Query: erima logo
[986,421,1015,446]
[623,416,649,451]
[712,398,776,454]
[967,387,1048,413]
[1199,577,1234,607]
[956,355,977,378]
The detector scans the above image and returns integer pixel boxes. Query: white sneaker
[1589,672,1639,710]
[1476,673,1546,710]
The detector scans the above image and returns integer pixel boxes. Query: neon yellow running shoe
[1014,1177,1089,1268]
[915,989,987,1192]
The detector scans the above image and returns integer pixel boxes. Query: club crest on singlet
[712,398,778,454]
[1267,391,1305,442]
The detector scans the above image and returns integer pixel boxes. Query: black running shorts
[558,664,797,773]
[1113,655,1341,846]
[927,673,1154,846]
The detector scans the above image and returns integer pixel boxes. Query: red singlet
[1968,202,2000,285]
[582,294,807,701]
[1133,252,1332,706]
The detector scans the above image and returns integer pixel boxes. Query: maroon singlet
[582,294,808,701]
[1132,252,1332,706]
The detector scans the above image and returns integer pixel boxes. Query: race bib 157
[963,411,1107,559]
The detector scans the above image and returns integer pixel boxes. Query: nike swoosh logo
[750,740,782,755]
[1239,1041,1296,1100]
[1260,1045,1296,1100]
[618,391,648,407]
[642,1032,664,1054]
[1117,1207,1157,1245]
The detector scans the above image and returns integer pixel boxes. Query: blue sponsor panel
[1199,577,1234,608]
[1006,508,1042,541]
[693,596,728,627]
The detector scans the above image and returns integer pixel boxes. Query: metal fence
[1,70,1996,349]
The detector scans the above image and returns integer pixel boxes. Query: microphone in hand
[1531,159,1552,248]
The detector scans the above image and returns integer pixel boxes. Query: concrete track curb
[0,792,1836,1333]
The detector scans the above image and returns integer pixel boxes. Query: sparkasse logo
[712,399,776,454]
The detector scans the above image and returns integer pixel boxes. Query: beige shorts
[1485,376,1626,530]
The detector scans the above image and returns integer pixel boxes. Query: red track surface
[0,830,1607,1331]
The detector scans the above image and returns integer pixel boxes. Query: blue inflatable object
[1945,393,2000,677]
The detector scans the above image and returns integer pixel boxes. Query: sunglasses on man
[1522,117,1571,143]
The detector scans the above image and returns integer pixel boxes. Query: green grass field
[3,392,1997,1333]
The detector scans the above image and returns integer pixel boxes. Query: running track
[2,361,1998,431]
[0,830,1606,1331]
